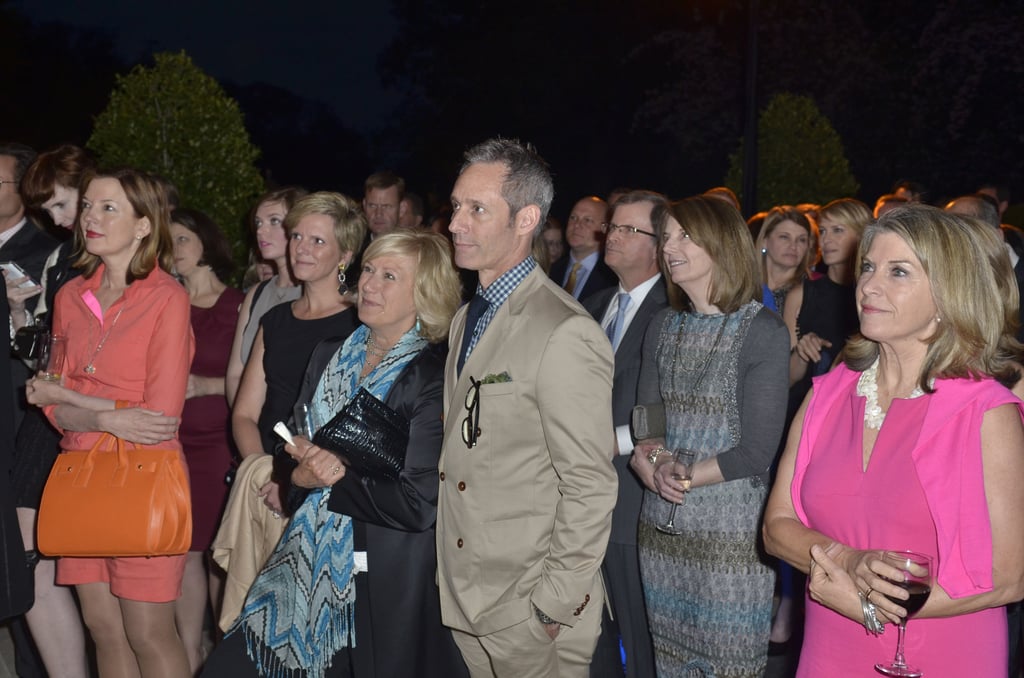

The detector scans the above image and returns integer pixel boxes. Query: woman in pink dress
[763,205,1024,677]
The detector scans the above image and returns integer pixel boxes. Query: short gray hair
[945,195,1000,230]
[461,138,554,227]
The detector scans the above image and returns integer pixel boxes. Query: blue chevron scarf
[230,324,427,678]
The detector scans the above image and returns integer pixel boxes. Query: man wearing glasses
[0,143,60,678]
[582,190,668,678]
[437,138,616,678]
[0,143,56,295]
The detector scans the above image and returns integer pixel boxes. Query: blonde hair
[845,205,1021,389]
[756,206,818,290]
[285,192,367,260]
[76,168,173,281]
[818,198,871,240]
[653,195,760,313]
[362,231,461,343]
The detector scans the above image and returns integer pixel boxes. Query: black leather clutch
[312,388,410,481]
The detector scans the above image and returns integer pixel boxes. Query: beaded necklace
[856,358,925,430]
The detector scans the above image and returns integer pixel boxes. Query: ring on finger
[864,586,874,599]
[331,465,341,475]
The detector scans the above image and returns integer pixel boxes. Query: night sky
[7,0,1024,220]
[12,0,399,134]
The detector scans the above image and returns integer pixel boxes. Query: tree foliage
[725,93,859,211]
[88,51,264,265]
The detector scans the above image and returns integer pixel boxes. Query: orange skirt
[56,554,186,603]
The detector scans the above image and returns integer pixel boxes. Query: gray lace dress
[637,302,789,677]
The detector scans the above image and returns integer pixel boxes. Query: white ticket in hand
[272,421,295,446]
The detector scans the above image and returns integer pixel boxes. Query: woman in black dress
[784,198,872,394]
[215,192,364,632]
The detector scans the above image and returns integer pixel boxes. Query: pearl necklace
[856,358,925,430]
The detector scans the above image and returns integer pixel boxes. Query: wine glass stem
[664,504,678,528]
[892,620,908,668]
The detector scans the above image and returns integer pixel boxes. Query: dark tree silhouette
[0,4,123,149]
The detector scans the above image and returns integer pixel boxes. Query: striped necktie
[605,292,631,351]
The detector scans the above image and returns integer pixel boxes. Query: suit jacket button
[439,471,446,481]
[457,538,464,548]
[457,481,466,491]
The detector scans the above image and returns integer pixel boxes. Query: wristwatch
[647,446,669,466]
[534,605,557,625]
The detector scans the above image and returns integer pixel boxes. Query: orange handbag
[37,432,192,557]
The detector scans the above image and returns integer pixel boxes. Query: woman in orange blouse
[27,167,195,677]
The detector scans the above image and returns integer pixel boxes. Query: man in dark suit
[0,143,56,295]
[583,190,668,678]
[0,143,58,434]
[0,287,31,623]
[549,196,616,300]
[0,143,63,678]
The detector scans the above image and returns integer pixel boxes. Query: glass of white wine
[655,449,696,535]
[39,334,67,382]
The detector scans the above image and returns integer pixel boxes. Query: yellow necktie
[564,262,582,296]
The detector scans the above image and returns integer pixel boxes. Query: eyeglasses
[603,223,657,238]
[461,377,482,448]
[365,202,397,213]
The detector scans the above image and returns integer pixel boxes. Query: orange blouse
[45,265,195,452]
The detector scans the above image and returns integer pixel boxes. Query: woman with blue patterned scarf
[202,230,467,678]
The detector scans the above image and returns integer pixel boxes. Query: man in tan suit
[437,138,617,677]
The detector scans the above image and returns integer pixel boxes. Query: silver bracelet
[858,591,885,635]
[647,446,669,466]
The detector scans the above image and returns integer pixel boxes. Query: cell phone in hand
[0,261,41,290]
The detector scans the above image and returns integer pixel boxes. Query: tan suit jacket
[436,267,617,636]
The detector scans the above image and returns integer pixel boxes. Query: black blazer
[549,253,617,301]
[0,217,58,315]
[583,277,669,547]
[292,339,468,678]
[0,289,31,621]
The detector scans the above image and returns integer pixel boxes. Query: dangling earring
[337,263,348,295]
[415,316,422,334]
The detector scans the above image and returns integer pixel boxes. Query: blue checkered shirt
[462,256,537,361]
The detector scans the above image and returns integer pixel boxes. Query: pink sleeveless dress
[792,365,1018,677]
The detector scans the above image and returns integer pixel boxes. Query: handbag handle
[74,432,132,488]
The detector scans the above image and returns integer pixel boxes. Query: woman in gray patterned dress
[630,196,790,677]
